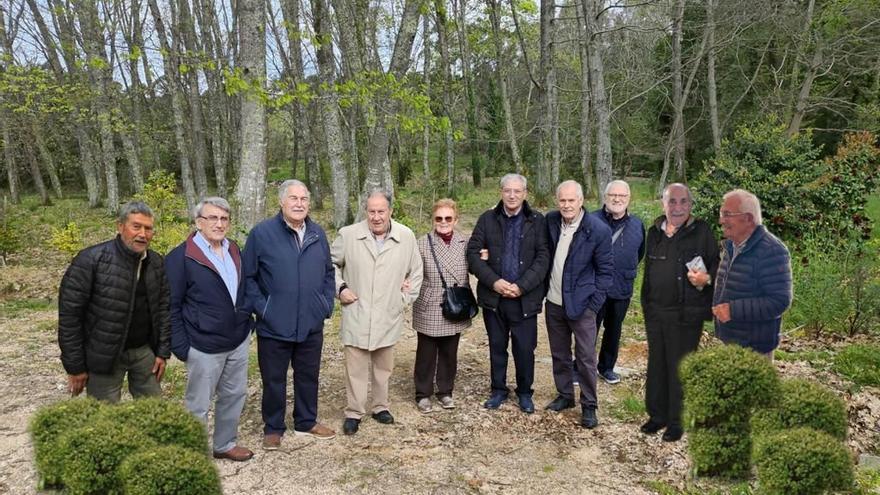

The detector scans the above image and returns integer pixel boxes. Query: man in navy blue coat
[243,180,337,449]
[167,197,254,461]
[544,180,614,428]
[592,180,645,384]
[712,189,792,356]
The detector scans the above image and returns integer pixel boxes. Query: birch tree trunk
[235,0,269,231]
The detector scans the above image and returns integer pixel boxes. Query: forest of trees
[1,0,878,230]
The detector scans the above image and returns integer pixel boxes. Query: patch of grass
[833,344,880,387]
[542,464,555,474]
[855,466,880,495]
[608,385,646,422]
[162,361,188,400]
[0,298,55,318]
[773,348,834,367]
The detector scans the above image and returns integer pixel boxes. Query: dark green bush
[833,344,880,387]
[754,427,854,495]
[680,344,779,427]
[99,397,209,454]
[751,378,848,440]
[688,422,752,479]
[59,418,156,495]
[28,397,106,488]
[119,445,221,495]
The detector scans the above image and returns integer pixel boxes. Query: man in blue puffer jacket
[712,189,792,356]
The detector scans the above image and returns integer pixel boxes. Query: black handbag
[427,233,478,322]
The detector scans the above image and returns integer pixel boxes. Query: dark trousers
[413,332,461,400]
[644,316,703,427]
[258,331,324,435]
[596,297,631,374]
[484,299,537,396]
[546,302,598,408]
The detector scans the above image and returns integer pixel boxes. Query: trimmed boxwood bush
[28,397,106,488]
[59,418,156,495]
[688,422,752,479]
[680,344,779,427]
[751,378,848,440]
[754,427,853,495]
[119,445,222,495]
[99,397,209,454]
[833,344,880,387]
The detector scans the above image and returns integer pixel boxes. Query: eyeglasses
[199,215,230,225]
[434,216,454,223]
[719,211,748,218]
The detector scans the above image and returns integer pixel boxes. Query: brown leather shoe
[294,422,336,440]
[213,445,254,462]
[262,433,282,450]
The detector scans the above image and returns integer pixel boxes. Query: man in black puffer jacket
[58,201,171,402]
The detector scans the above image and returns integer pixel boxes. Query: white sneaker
[439,396,455,409]
[417,398,433,413]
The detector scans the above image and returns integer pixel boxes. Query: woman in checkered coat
[412,199,473,413]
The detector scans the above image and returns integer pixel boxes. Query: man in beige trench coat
[332,189,423,435]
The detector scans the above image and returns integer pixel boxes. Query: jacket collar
[113,235,149,264]
[354,219,405,243]
[723,224,766,255]
[652,214,695,234]
[184,231,242,278]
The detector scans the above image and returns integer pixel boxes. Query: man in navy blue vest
[712,189,791,357]
[592,180,645,384]
[467,174,550,414]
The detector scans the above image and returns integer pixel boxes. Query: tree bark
[454,0,481,187]
[706,0,721,154]
[487,0,523,174]
[177,0,210,197]
[235,0,269,232]
[434,0,455,196]
[670,0,686,181]
[577,12,593,197]
[581,0,612,196]
[1,116,18,203]
[421,15,432,184]
[31,119,63,198]
[21,129,49,205]
[534,0,555,204]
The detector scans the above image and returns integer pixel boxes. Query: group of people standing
[57,173,792,463]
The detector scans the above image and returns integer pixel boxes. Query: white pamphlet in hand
[686,256,707,273]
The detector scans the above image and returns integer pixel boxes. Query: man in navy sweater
[167,197,254,461]
[712,189,792,357]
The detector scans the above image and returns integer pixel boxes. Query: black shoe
[545,395,576,412]
[371,410,395,424]
[662,425,683,442]
[581,407,598,429]
[640,419,666,434]
[517,394,535,414]
[342,418,360,435]
[483,392,508,409]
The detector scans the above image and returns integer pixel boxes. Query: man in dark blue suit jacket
[167,197,254,461]
[544,180,614,428]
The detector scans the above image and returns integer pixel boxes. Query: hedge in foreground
[99,397,209,454]
[751,378,848,440]
[754,427,854,495]
[58,418,156,495]
[680,344,779,428]
[687,422,752,479]
[28,397,106,488]
[119,445,221,495]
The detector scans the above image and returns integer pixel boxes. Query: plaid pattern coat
[412,231,473,337]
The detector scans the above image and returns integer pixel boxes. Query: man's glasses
[199,215,231,225]
[434,216,454,223]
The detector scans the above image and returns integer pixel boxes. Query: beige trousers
[344,345,394,419]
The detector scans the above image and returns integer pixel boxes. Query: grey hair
[117,201,154,224]
[364,188,393,209]
[555,180,584,200]
[278,179,310,203]
[603,180,631,196]
[500,173,527,190]
[723,189,763,225]
[661,182,693,203]
[192,197,231,221]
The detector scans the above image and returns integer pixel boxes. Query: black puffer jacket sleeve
[149,252,172,359]
[58,247,97,375]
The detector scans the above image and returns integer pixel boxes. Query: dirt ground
[0,255,877,494]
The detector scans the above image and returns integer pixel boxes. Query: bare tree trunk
[434,0,455,196]
[488,0,522,173]
[421,15,432,184]
[706,0,721,154]
[577,14,593,197]
[534,0,555,204]
[454,0,481,187]
[198,0,230,196]
[21,131,49,205]
[31,119,63,198]
[787,45,823,137]
[581,0,612,195]
[235,0,268,231]
[1,117,18,203]
[312,0,351,227]
[671,0,686,181]
[177,0,210,197]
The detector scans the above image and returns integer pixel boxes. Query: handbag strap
[426,233,450,290]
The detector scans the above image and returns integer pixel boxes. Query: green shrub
[680,344,779,427]
[833,344,880,386]
[132,169,190,255]
[754,427,853,495]
[59,418,156,495]
[688,423,752,479]
[751,378,848,440]
[49,221,84,259]
[100,397,209,454]
[119,445,221,495]
[28,397,106,488]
